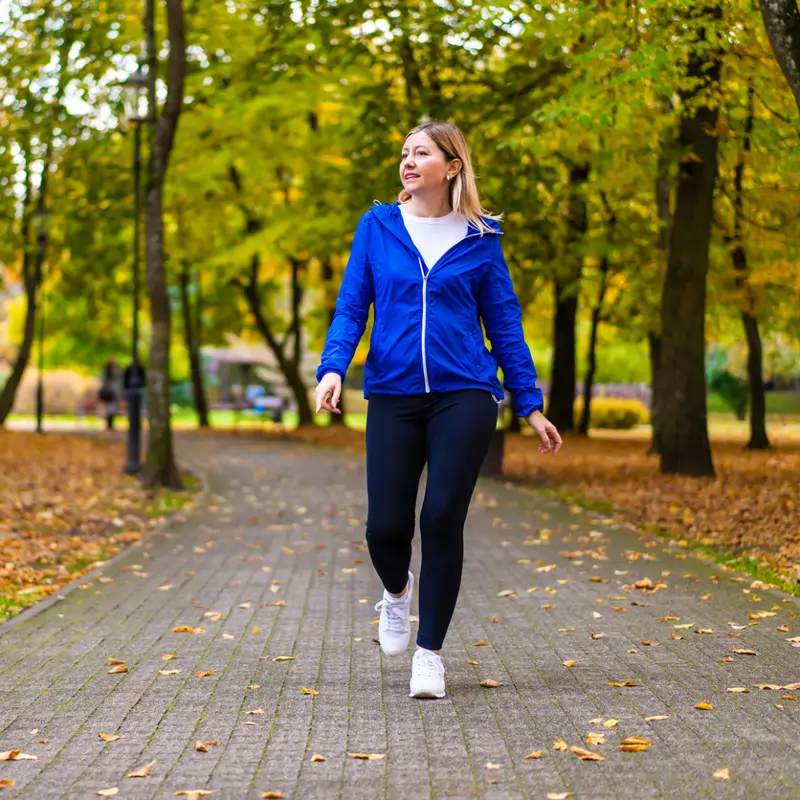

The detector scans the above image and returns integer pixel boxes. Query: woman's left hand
[524,410,562,456]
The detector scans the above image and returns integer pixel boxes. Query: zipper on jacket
[418,257,431,393]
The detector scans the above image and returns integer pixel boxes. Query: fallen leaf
[162,653,177,661]
[479,679,503,688]
[608,681,637,687]
[644,715,670,721]
[96,789,118,797]
[194,741,208,752]
[497,590,516,597]
[467,659,478,665]
[619,736,652,752]
[195,671,213,678]
[272,656,295,662]
[0,751,37,761]
[0,781,14,790]
[159,669,181,675]
[585,733,605,745]
[261,794,284,799]
[589,633,605,640]
[107,658,126,665]
[299,688,319,695]
[108,664,128,674]
[311,754,326,762]
[547,794,573,800]
[563,660,577,667]
[97,733,120,742]
[472,640,487,647]
[713,767,730,780]
[733,649,758,656]
[485,762,501,769]
[172,626,195,633]
[695,702,713,711]
[603,719,619,729]
[727,687,749,694]
[347,753,385,760]
[553,738,569,751]
[127,759,156,778]
[523,751,543,759]
[174,792,213,800]
[641,641,662,646]
[569,746,604,761]
[246,709,265,715]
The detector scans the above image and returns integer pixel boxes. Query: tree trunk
[647,333,663,456]
[240,256,315,427]
[546,164,589,431]
[321,256,346,425]
[179,263,210,428]
[758,0,800,114]
[730,85,770,449]
[658,7,720,477]
[578,253,610,436]
[141,0,185,489]
[649,140,673,455]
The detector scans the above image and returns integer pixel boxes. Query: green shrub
[573,397,650,429]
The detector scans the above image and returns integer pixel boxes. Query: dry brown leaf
[467,659,478,665]
[589,633,605,640]
[479,679,502,688]
[194,741,208,752]
[619,736,652,752]
[641,641,662,646]
[733,649,758,656]
[299,687,319,695]
[108,664,128,674]
[97,733,120,742]
[608,681,637,687]
[569,746,604,761]
[246,709,265,715]
[523,751,543,759]
[162,653,177,661]
[195,671,213,678]
[714,767,731,780]
[261,794,284,799]
[0,751,37,761]
[0,781,14,790]
[695,702,713,711]
[106,658,126,665]
[311,754,326,762]
[347,753,385,760]
[127,759,156,778]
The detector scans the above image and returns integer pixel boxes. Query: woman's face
[399,132,456,194]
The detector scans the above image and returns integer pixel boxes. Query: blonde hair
[398,121,502,235]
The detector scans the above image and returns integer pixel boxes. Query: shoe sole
[409,689,446,699]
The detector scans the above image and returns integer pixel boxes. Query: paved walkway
[1,434,799,799]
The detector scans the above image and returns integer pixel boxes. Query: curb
[0,460,211,638]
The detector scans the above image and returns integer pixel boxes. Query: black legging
[365,390,498,651]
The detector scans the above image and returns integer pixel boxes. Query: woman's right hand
[314,372,342,414]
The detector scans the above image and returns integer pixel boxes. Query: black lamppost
[33,207,49,435]
[122,64,147,474]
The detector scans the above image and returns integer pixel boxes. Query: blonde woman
[315,121,561,699]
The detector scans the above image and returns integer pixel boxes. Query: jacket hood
[368,200,502,236]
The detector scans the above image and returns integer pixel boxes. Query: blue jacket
[316,202,544,417]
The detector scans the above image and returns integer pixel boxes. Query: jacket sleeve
[316,215,374,383]
[477,235,544,417]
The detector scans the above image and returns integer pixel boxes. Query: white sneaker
[409,648,446,699]
[374,571,414,656]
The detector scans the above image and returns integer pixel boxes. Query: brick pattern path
[1,433,799,799]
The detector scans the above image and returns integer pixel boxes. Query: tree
[758,1,800,114]
[141,0,186,488]
[659,7,723,477]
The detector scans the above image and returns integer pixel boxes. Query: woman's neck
[402,192,453,218]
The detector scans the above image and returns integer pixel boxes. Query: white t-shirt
[400,205,468,271]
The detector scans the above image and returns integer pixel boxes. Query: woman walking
[315,121,561,699]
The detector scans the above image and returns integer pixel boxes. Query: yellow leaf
[195,671,213,678]
[311,754,326,762]
[97,733,120,742]
[272,656,295,662]
[262,794,284,799]
[603,719,619,729]
[107,658,126,665]
[246,709,265,715]
[727,687,749,693]
[619,736,652,752]
[553,738,569,751]
[479,679,502,688]
[299,688,319,695]
[608,681,637,687]
[467,659,478,665]
[107,665,128,674]
[0,751,37,761]
[174,792,213,800]
[96,789,118,797]
[347,752,385,760]
[569,745,604,761]
[127,759,156,778]
[732,649,758,656]
[695,702,713,711]
[585,732,605,745]
[563,660,577,667]
[251,627,260,635]
[714,767,730,780]
[523,751,542,759]
[472,640,487,647]
[644,715,670,721]
[0,781,14,789]
[172,626,194,633]
[194,741,208,752]
[485,762,501,769]
[159,669,181,675]
[162,653,177,661]
[547,793,573,800]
